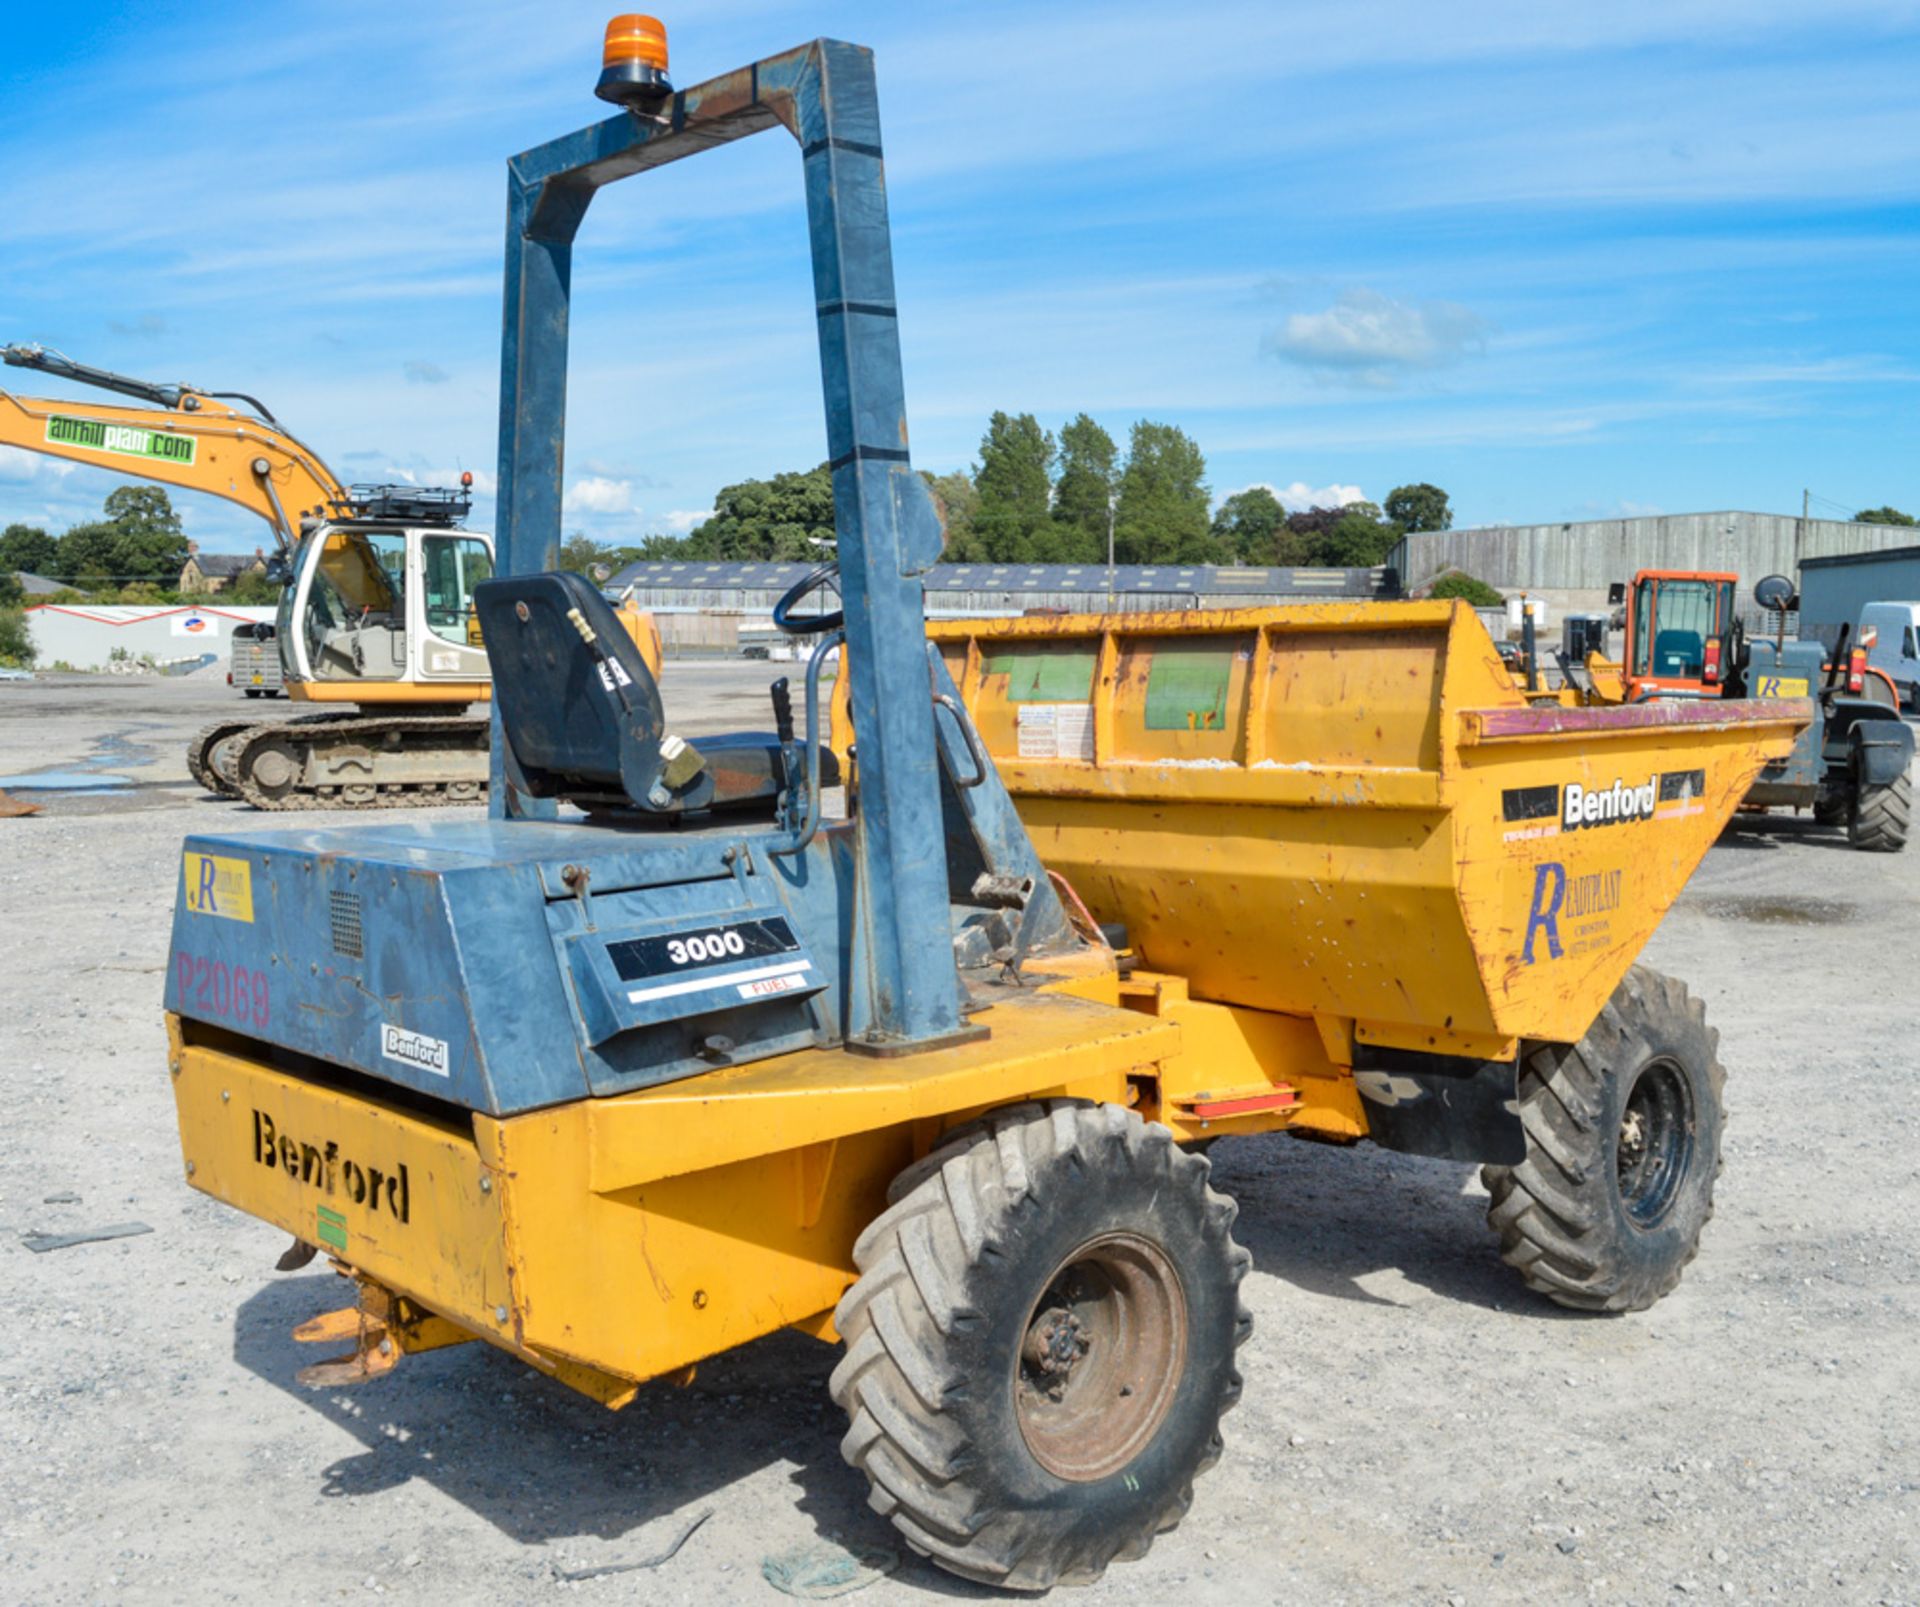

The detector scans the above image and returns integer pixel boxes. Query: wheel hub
[1014,1232,1187,1483]
[1616,1057,1695,1229]
[1022,1308,1090,1385]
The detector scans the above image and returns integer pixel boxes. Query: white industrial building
[25,603,274,672]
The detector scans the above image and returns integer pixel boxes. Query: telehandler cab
[1555,568,1912,850]
[164,21,1809,1589]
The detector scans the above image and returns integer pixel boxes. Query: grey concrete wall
[1394,512,1920,609]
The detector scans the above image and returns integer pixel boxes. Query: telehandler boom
[162,21,1809,1591]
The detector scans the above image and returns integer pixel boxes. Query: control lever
[770,677,796,744]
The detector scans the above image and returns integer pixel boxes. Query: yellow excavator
[0,345,660,808]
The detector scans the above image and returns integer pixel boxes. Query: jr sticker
[380,1024,451,1077]
[46,413,196,464]
[183,852,254,922]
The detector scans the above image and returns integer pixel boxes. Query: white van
[1859,601,1920,710]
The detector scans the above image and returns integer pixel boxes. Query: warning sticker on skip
[1016,703,1094,761]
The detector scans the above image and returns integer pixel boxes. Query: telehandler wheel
[1482,966,1724,1314]
[830,1100,1251,1592]
[1812,783,1851,828]
[1848,770,1911,852]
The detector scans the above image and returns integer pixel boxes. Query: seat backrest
[1652,627,1703,676]
[473,570,667,801]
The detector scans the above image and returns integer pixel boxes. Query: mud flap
[1352,1047,1525,1165]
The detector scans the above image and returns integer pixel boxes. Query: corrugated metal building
[26,603,274,671]
[607,560,1398,616]
[1392,511,1920,612]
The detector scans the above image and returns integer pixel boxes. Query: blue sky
[3,0,1919,553]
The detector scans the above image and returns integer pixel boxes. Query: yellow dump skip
[920,602,1808,1054]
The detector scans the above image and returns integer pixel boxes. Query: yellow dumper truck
[163,24,1810,1592]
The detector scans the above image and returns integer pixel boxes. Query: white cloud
[402,360,450,385]
[662,509,709,533]
[0,446,77,485]
[1267,289,1490,386]
[566,477,636,516]
[1248,480,1369,512]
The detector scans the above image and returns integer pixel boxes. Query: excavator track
[188,712,358,799]
[219,714,490,811]
[187,718,256,794]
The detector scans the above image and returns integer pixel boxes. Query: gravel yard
[2,671,1916,1605]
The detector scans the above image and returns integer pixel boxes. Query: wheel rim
[1013,1232,1186,1483]
[1616,1058,1694,1229]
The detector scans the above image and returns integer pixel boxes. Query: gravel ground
[1,671,1916,1606]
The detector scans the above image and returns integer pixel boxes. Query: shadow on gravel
[1715,819,1859,853]
[1205,1132,1572,1318]
[231,1274,890,1555]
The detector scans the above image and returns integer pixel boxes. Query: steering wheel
[773,562,845,635]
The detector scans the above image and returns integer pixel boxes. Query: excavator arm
[0,344,346,553]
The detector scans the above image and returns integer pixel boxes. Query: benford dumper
[163,22,1810,1591]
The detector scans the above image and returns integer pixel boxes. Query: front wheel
[831,1100,1250,1591]
[1849,770,1911,852]
[1483,966,1724,1313]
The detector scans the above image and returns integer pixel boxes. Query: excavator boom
[1,346,343,551]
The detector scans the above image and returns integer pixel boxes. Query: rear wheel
[831,1100,1250,1591]
[1849,770,1911,852]
[1483,966,1723,1313]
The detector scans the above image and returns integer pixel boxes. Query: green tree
[972,412,1055,561]
[1050,414,1117,563]
[558,533,612,575]
[0,608,33,666]
[1308,501,1401,567]
[622,534,698,562]
[0,523,57,575]
[55,521,119,588]
[1211,486,1304,563]
[1429,571,1503,607]
[924,470,980,558]
[684,464,836,560]
[1854,506,1917,526]
[1384,482,1452,533]
[0,572,22,608]
[225,570,283,605]
[101,486,189,583]
[1113,421,1211,564]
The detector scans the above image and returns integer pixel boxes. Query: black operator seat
[472,570,836,818]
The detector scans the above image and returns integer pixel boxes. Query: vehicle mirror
[1607,581,1626,605]
[1752,574,1796,612]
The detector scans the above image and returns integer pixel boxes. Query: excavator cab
[276,486,493,703]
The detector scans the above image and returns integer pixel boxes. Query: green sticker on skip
[316,1205,347,1253]
[46,414,196,465]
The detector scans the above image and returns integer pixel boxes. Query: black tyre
[1849,770,1911,852]
[830,1100,1250,1591]
[1812,782,1851,828]
[1482,966,1724,1313]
